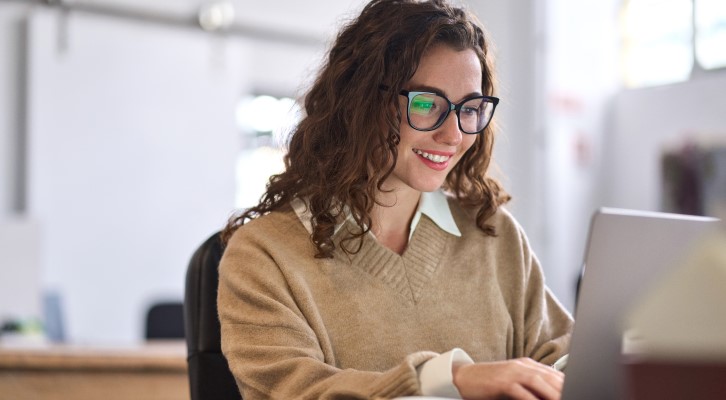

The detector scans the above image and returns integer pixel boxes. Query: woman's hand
[452,358,564,400]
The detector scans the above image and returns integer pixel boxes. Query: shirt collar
[291,189,461,239]
[410,190,461,239]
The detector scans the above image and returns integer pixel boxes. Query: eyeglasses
[400,90,499,134]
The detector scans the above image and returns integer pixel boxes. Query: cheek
[461,134,478,154]
[396,121,418,149]
[453,134,479,168]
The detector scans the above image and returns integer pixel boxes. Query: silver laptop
[561,208,719,400]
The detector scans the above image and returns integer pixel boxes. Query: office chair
[184,232,242,400]
[145,301,185,339]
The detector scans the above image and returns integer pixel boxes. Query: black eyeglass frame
[399,90,499,134]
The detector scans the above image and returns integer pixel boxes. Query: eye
[410,96,435,115]
[461,106,478,116]
[460,98,485,117]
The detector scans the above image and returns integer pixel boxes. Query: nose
[433,111,463,146]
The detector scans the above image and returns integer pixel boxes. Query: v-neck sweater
[218,200,573,400]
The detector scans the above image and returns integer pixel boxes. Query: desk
[0,340,189,400]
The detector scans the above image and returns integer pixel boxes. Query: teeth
[413,149,450,163]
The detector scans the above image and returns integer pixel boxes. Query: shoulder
[230,205,301,239]
[225,205,314,260]
[444,200,538,286]
[447,198,525,240]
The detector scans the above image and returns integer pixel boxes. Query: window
[695,0,726,69]
[621,0,694,88]
[621,0,726,88]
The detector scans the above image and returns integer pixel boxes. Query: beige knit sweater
[218,200,573,400]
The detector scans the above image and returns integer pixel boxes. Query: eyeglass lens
[408,92,495,133]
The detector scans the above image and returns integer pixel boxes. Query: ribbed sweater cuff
[371,351,438,398]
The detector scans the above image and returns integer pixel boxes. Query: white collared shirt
[409,189,461,240]
[291,189,461,240]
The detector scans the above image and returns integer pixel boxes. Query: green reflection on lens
[410,96,434,115]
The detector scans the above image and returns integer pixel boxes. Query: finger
[519,358,565,384]
[509,359,563,400]
[520,357,564,374]
[507,383,541,400]
[532,365,564,392]
[520,373,562,400]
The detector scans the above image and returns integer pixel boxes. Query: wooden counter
[0,340,189,400]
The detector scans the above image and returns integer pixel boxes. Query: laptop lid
[561,208,718,400]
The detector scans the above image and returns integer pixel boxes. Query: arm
[446,263,570,400]
[494,212,573,365]
[453,358,565,400]
[520,240,573,366]
[448,208,573,400]
[217,226,436,400]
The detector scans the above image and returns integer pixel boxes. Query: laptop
[561,208,719,400]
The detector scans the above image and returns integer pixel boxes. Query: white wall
[471,0,542,243]
[0,1,357,343]
[541,0,621,310]
[0,1,38,328]
[25,9,248,343]
[0,219,41,321]
[607,72,726,211]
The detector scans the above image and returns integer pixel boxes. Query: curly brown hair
[223,0,510,257]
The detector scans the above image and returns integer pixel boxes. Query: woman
[218,0,573,399]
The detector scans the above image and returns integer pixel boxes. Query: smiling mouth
[413,149,451,163]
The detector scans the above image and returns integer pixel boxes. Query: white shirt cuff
[417,348,474,398]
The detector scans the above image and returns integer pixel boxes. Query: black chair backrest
[146,302,185,339]
[184,232,242,400]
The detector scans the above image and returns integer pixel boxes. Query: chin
[411,179,447,193]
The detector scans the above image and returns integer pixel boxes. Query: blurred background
[0,0,724,345]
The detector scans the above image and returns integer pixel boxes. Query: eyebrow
[407,84,483,101]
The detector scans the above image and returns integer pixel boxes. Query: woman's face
[386,44,482,194]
